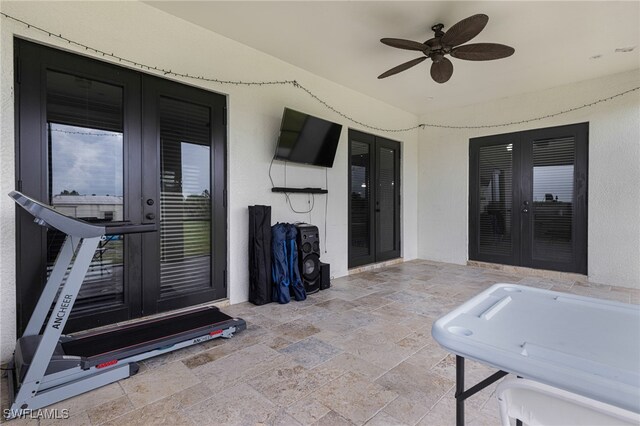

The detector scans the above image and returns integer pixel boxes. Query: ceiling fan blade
[451,43,515,61]
[441,14,489,47]
[378,57,428,79]
[430,57,454,84]
[381,38,429,51]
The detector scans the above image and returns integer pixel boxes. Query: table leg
[454,356,509,426]
[456,355,465,426]
[516,376,523,426]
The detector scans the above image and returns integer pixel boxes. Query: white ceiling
[146,1,640,115]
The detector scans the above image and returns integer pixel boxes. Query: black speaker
[295,223,321,294]
[319,262,330,290]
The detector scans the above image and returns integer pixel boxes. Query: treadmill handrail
[10,191,105,238]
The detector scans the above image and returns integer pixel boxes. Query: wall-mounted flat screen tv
[274,108,342,168]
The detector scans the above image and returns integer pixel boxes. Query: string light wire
[1,11,638,133]
[50,129,121,137]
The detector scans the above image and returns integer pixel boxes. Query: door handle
[146,213,156,220]
[375,209,381,212]
[521,208,529,214]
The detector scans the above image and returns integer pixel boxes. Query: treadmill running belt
[62,307,233,359]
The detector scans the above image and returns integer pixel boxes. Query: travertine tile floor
[2,260,638,425]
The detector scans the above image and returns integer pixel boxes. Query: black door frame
[142,75,228,313]
[375,137,402,263]
[348,130,376,267]
[14,38,143,333]
[14,39,228,334]
[469,122,588,274]
[348,129,401,268]
[468,132,521,267]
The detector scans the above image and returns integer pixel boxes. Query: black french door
[348,130,401,268]
[14,39,227,334]
[469,123,588,274]
[141,76,227,313]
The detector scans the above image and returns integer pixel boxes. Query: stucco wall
[418,69,640,288]
[0,1,419,362]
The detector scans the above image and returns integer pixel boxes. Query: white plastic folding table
[432,283,640,426]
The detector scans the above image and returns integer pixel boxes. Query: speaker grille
[301,253,320,280]
[295,224,321,292]
[303,258,316,275]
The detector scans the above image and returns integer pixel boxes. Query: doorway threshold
[349,258,404,275]
[467,260,587,282]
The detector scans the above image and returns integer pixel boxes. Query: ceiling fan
[378,14,515,84]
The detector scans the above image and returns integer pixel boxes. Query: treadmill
[5,191,246,419]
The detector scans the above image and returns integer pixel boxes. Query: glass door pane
[531,137,575,263]
[159,97,212,297]
[46,71,125,312]
[477,143,514,257]
[378,147,395,252]
[350,140,373,263]
[375,142,401,261]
